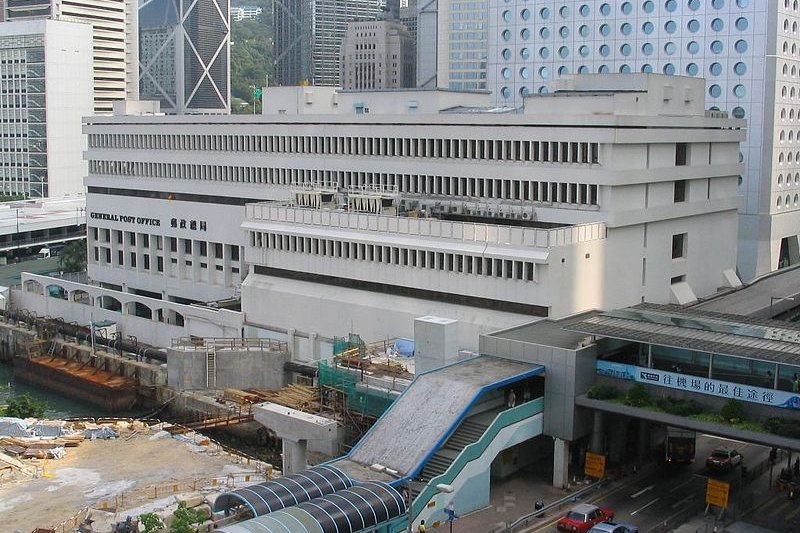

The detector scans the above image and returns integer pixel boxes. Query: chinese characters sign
[597,361,800,409]
[170,218,207,231]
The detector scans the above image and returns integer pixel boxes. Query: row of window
[251,231,539,281]
[89,160,601,206]
[89,133,601,165]
[91,227,241,261]
[92,246,241,275]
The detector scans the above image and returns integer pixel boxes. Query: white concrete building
[15,74,739,351]
[4,0,139,115]
[485,0,796,281]
[0,19,93,198]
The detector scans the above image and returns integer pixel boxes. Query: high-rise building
[416,0,487,90]
[340,19,415,90]
[231,5,262,21]
[486,1,795,281]
[273,0,382,86]
[3,0,139,115]
[138,0,230,114]
[0,19,93,197]
[400,0,417,40]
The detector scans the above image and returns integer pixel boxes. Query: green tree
[60,239,87,273]
[3,393,47,418]
[720,399,745,422]
[139,513,165,533]
[623,383,651,408]
[169,503,207,533]
[230,10,274,114]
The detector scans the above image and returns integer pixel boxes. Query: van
[37,247,51,259]
[37,244,65,259]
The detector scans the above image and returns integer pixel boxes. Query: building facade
[67,74,743,350]
[138,0,230,114]
[340,20,415,90]
[273,0,382,86]
[231,5,261,21]
[0,20,92,197]
[485,1,797,281]
[416,0,487,90]
[3,0,139,115]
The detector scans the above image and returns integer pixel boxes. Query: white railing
[245,204,606,249]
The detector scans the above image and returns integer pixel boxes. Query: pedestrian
[523,387,531,403]
[418,519,426,533]
[507,389,516,408]
[794,457,799,478]
[765,370,774,388]
[795,374,800,393]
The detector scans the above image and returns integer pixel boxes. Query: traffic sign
[706,478,730,508]
[584,452,606,478]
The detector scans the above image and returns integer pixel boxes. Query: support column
[590,411,604,453]
[282,438,307,474]
[637,420,649,463]
[287,328,296,359]
[553,438,570,488]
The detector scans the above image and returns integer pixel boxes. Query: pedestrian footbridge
[215,356,545,533]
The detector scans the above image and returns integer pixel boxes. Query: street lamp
[769,296,796,318]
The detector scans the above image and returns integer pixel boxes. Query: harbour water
[0,362,108,418]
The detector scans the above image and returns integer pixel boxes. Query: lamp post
[769,296,796,318]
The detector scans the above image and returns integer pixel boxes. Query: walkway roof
[566,303,800,366]
[217,481,406,533]
[212,464,353,516]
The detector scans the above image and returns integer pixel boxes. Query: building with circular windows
[487,1,799,280]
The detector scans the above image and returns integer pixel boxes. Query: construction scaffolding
[318,361,395,420]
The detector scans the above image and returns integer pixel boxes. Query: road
[527,436,771,533]
[0,256,61,287]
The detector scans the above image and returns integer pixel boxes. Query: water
[0,361,110,419]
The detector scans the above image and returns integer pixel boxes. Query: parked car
[557,503,615,533]
[706,447,743,472]
[588,522,640,533]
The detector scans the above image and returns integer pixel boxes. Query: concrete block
[414,316,459,374]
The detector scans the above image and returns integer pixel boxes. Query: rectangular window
[671,275,686,284]
[672,233,687,259]
[674,180,687,203]
[675,143,688,166]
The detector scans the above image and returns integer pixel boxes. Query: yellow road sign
[584,452,606,478]
[706,478,730,508]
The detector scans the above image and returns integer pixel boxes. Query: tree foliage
[623,383,651,408]
[60,239,87,273]
[720,399,745,422]
[139,513,165,533]
[3,393,47,418]
[230,2,274,115]
[169,503,207,533]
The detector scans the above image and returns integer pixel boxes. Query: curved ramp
[340,356,541,478]
[212,464,353,516]
[217,481,406,533]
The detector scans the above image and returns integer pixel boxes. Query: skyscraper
[138,0,230,114]
[273,0,382,86]
[486,0,795,281]
[0,19,93,197]
[340,19,415,90]
[3,0,139,114]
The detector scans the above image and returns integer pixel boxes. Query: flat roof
[0,196,86,236]
[489,311,599,349]
[566,303,800,366]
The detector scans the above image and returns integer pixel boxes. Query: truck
[37,244,65,259]
[652,426,696,464]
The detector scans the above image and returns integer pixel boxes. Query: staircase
[206,347,217,389]
[420,418,490,481]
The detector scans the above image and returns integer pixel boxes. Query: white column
[553,437,570,488]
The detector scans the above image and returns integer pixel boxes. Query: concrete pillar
[553,438,570,488]
[287,328,296,358]
[282,438,307,474]
[637,420,649,462]
[590,411,604,453]
[310,332,319,361]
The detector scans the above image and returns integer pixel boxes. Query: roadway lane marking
[669,479,694,493]
[630,484,656,498]
[631,498,659,515]
[771,501,792,516]
[787,503,800,520]
[671,495,694,509]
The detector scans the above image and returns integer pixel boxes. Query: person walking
[794,374,800,393]
[507,389,516,408]
[418,519,427,533]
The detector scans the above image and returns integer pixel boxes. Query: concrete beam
[254,402,338,442]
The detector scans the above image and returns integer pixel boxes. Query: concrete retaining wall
[167,347,290,391]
